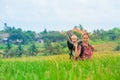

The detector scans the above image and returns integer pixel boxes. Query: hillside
[93,42,117,52]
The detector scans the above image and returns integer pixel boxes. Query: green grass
[0,52,120,80]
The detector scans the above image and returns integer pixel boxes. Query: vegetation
[44,41,68,55]
[28,43,38,56]
[15,44,24,57]
[0,23,120,80]
[114,41,120,51]
[0,53,120,80]
[41,31,66,42]
[0,23,120,57]
[91,27,120,41]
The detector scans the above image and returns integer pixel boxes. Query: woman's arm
[66,30,74,44]
[74,44,81,60]
[90,45,94,52]
[88,44,94,51]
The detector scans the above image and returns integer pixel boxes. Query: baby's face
[71,35,77,43]
[83,35,89,43]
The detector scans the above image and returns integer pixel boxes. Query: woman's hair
[82,33,90,38]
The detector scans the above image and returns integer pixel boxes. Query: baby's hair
[82,33,90,38]
[71,34,77,39]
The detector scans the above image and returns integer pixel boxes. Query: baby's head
[71,34,77,43]
[82,33,90,43]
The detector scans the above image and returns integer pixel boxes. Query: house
[0,33,9,43]
[35,33,44,43]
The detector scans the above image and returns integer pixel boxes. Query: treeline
[0,23,67,58]
[0,23,120,58]
[1,23,120,44]
[0,23,36,44]
[91,28,120,41]
[0,23,66,44]
[3,42,38,58]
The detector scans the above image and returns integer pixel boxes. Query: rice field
[0,52,120,80]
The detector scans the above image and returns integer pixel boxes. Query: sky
[0,0,120,32]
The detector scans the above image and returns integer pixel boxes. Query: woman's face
[71,35,77,43]
[82,34,89,43]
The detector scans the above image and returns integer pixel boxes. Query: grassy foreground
[0,52,120,80]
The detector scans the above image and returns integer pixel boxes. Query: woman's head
[82,33,90,43]
[71,34,77,43]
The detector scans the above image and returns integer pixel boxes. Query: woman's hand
[73,27,80,32]
[73,27,86,35]
[73,42,77,48]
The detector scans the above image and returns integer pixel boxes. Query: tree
[43,28,47,34]
[79,24,84,30]
[16,44,24,57]
[23,31,36,44]
[4,40,12,58]
[4,23,10,33]
[3,23,36,44]
[52,43,63,55]
[41,31,66,42]
[44,41,64,55]
[28,43,38,56]
[44,40,53,54]
[9,28,23,41]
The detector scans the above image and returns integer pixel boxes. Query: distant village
[0,32,44,44]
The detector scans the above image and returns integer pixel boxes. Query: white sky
[0,0,120,32]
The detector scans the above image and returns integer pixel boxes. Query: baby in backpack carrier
[70,34,81,60]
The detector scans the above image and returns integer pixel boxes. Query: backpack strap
[78,41,84,57]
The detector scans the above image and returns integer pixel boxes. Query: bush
[114,42,120,51]
[0,44,6,49]
[114,45,120,51]
[44,41,68,55]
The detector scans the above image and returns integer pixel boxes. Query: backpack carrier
[66,30,84,59]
